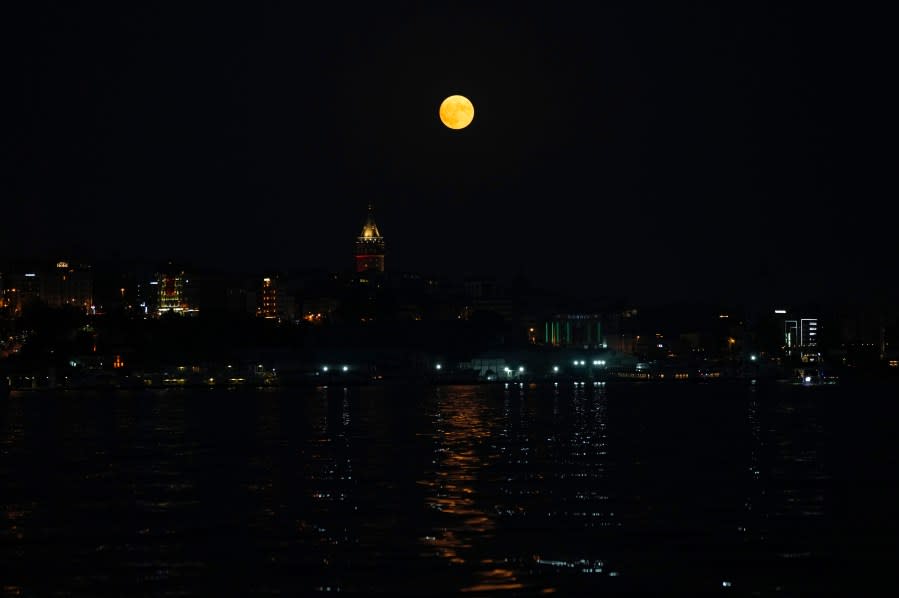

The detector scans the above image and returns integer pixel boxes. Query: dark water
[1,382,897,595]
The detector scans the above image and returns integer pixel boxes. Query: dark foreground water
[1,382,898,595]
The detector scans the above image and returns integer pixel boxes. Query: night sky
[4,3,891,304]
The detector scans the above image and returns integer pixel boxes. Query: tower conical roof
[359,203,381,238]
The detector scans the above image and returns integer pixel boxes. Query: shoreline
[3,376,849,393]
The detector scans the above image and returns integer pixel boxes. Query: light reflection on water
[0,382,891,594]
[420,386,522,592]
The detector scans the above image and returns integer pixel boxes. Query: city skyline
[3,7,898,593]
[3,198,894,311]
[5,3,891,305]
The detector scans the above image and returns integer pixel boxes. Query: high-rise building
[1,262,93,315]
[40,261,93,312]
[800,318,818,348]
[257,277,278,320]
[355,203,385,273]
[776,309,819,361]
[781,316,817,349]
[254,276,296,322]
[156,269,197,316]
[784,319,799,349]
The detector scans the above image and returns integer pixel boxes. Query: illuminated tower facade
[355,203,385,273]
[158,272,185,314]
[156,268,197,316]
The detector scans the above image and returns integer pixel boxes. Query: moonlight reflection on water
[0,382,894,594]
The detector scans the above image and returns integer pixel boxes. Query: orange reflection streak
[418,389,525,593]
[461,567,525,592]
[461,583,525,592]
[421,391,495,560]
[419,388,526,592]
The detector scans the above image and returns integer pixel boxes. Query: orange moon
[439,95,474,130]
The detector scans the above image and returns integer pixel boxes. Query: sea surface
[1,381,897,595]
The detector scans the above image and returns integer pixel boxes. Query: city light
[2,15,890,587]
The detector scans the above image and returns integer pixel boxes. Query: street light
[435,363,442,370]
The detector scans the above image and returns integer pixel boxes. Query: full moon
[439,95,474,130]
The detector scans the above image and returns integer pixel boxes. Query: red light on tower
[355,203,385,273]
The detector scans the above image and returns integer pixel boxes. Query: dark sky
[4,2,892,304]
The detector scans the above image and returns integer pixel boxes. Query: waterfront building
[776,309,819,362]
[542,313,606,349]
